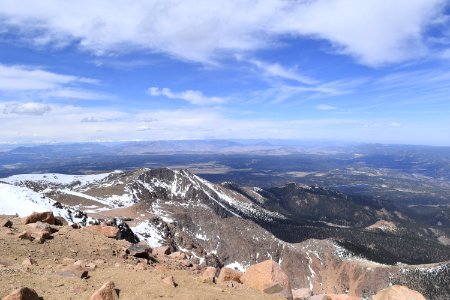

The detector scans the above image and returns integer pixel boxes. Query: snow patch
[225,261,248,272]
[131,221,164,248]
[0,182,56,216]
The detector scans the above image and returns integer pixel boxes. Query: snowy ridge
[194,173,286,221]
[137,169,191,199]
[130,168,285,222]
[2,172,116,187]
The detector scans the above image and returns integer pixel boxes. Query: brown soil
[0,215,282,300]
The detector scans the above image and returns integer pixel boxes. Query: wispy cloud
[0,64,97,91]
[316,104,337,110]
[148,87,225,106]
[0,64,106,100]
[243,57,318,85]
[45,88,110,100]
[0,0,446,66]
[2,102,52,115]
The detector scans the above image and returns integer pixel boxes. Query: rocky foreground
[1,212,426,300]
[0,213,282,300]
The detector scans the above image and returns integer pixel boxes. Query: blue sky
[0,0,450,145]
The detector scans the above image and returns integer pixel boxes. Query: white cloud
[148,87,225,105]
[272,0,446,66]
[0,0,446,66]
[0,64,105,100]
[316,104,337,110]
[3,102,52,115]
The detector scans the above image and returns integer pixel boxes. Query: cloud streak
[0,64,107,100]
[148,87,225,106]
[316,104,337,111]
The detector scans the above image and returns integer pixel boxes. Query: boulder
[292,288,312,300]
[117,222,140,243]
[27,221,58,233]
[17,231,34,241]
[153,246,171,256]
[168,251,186,260]
[200,267,217,283]
[240,260,292,300]
[31,230,52,241]
[55,265,89,278]
[217,267,242,284]
[90,281,119,300]
[372,285,426,300]
[1,219,13,228]
[162,276,177,287]
[22,211,55,225]
[127,243,152,259]
[179,259,193,268]
[22,257,37,266]
[2,287,40,300]
[71,223,81,229]
[73,260,97,271]
[17,230,51,242]
[83,225,119,239]
[54,216,68,226]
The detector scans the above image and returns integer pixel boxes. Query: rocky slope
[1,167,450,299]
[0,214,283,300]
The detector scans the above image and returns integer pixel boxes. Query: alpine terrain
[0,167,448,299]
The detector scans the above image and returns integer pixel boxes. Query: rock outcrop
[241,260,292,299]
[2,287,40,300]
[153,246,171,256]
[127,243,152,260]
[217,267,242,283]
[83,225,119,239]
[1,219,12,228]
[201,267,217,283]
[90,281,119,300]
[162,276,177,287]
[55,265,89,278]
[372,285,426,300]
[22,211,55,225]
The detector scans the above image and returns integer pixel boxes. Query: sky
[0,0,450,146]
